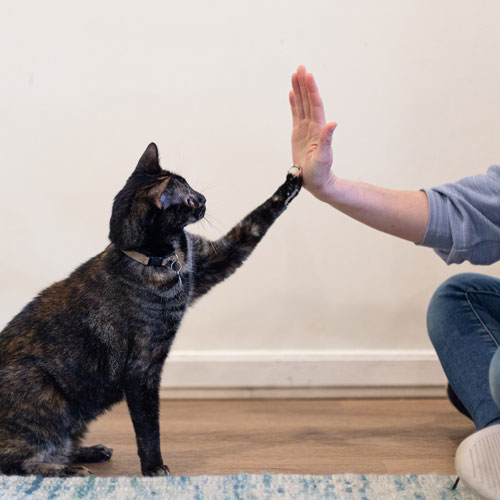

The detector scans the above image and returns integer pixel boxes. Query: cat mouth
[195,205,206,220]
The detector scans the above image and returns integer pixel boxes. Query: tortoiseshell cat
[0,143,301,477]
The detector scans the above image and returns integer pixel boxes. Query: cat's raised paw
[274,167,302,206]
[143,464,170,476]
[287,165,302,179]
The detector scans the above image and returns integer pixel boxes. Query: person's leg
[489,348,500,410]
[446,384,472,420]
[428,273,500,499]
[427,272,500,430]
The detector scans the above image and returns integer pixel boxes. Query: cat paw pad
[287,165,301,179]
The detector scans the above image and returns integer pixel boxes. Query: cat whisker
[202,215,221,235]
[197,183,221,193]
[202,216,228,250]
[198,218,219,256]
[208,239,218,256]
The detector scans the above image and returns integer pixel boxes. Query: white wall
[1,1,500,388]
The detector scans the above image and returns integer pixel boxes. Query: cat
[0,143,301,477]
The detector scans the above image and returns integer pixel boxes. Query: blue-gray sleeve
[419,165,500,265]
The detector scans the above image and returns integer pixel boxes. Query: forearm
[318,177,429,243]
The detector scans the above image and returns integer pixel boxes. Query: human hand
[289,66,337,201]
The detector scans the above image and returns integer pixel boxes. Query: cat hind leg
[73,444,113,463]
[21,462,92,477]
[0,442,92,476]
[70,426,113,463]
[21,440,93,476]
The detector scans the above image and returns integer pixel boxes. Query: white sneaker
[455,424,500,499]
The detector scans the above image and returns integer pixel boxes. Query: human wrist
[307,174,340,203]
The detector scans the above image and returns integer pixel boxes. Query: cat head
[109,143,206,252]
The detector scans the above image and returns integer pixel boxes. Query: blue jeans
[427,273,500,430]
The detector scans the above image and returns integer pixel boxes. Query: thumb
[319,122,337,151]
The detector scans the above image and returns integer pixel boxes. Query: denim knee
[426,273,477,352]
[490,349,500,411]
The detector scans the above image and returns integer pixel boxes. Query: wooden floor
[84,399,474,477]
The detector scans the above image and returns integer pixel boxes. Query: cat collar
[121,249,183,284]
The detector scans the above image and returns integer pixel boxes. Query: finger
[289,90,299,125]
[306,73,326,125]
[319,122,337,155]
[297,65,311,119]
[291,72,305,120]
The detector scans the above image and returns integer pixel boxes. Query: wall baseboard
[161,349,446,399]
[159,386,447,399]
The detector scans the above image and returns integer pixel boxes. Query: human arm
[290,65,500,263]
[318,178,429,243]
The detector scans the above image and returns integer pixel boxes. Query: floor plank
[83,399,474,477]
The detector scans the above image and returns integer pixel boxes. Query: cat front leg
[124,377,169,476]
[189,167,302,302]
[272,166,302,207]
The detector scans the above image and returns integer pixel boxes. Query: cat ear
[148,178,171,209]
[135,143,161,175]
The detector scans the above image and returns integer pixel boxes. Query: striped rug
[0,473,481,499]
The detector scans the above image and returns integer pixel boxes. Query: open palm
[289,66,337,200]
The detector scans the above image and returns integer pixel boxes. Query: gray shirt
[421,165,500,265]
